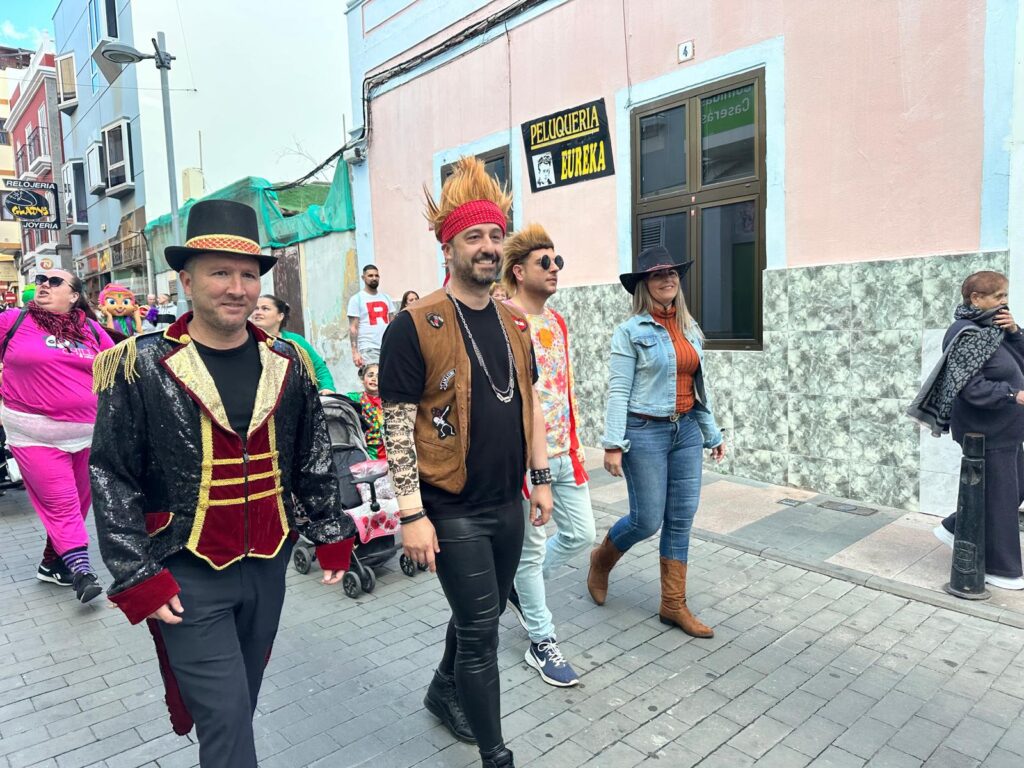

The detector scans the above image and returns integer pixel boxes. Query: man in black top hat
[91,199,357,768]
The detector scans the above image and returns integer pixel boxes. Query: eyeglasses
[538,254,564,271]
[34,275,68,288]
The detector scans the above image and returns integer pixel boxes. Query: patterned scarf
[26,302,90,345]
[906,304,1006,436]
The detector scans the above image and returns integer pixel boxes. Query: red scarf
[27,302,90,345]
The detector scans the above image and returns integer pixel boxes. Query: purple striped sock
[61,547,92,576]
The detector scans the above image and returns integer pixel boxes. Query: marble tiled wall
[553,251,1010,512]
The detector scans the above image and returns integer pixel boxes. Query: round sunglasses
[537,254,565,271]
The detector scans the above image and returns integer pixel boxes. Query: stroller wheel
[342,571,361,598]
[400,554,417,577]
[293,546,312,575]
[361,568,376,593]
[417,562,429,571]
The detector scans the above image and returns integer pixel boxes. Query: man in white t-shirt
[347,264,394,366]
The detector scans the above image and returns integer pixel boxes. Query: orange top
[652,307,699,413]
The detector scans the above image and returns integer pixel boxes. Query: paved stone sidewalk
[4,481,1024,767]
[584,452,1024,625]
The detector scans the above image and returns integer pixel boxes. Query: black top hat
[165,199,276,275]
[619,245,693,294]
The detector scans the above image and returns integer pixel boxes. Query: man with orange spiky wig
[378,156,553,768]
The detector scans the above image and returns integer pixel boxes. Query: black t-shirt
[193,332,263,440]
[379,299,534,518]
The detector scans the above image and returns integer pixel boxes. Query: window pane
[700,200,757,339]
[105,0,118,37]
[89,0,100,46]
[639,105,686,197]
[107,127,124,165]
[484,156,507,189]
[58,57,76,100]
[701,84,755,185]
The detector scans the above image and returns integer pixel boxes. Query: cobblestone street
[3,479,1024,768]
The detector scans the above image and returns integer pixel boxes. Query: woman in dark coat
[928,271,1024,589]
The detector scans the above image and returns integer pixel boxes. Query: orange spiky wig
[424,156,513,244]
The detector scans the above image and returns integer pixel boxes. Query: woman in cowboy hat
[588,245,726,637]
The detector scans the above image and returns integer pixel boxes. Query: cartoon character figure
[431,405,456,439]
[98,283,143,337]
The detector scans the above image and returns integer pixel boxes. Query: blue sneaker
[506,587,528,631]
[525,639,579,687]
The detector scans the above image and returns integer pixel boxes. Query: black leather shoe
[423,669,476,743]
[480,745,515,767]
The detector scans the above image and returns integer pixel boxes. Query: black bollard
[945,433,989,600]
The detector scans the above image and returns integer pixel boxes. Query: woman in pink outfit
[0,270,113,603]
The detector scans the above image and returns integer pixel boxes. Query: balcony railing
[110,234,146,269]
[15,145,29,176]
[26,126,50,169]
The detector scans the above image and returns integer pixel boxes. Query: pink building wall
[363,0,988,294]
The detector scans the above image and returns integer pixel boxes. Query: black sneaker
[37,560,74,587]
[506,587,528,631]
[72,572,103,604]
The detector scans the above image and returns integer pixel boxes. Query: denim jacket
[602,313,724,452]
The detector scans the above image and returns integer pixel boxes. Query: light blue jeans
[609,414,704,561]
[513,453,596,643]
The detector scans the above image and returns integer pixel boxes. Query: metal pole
[154,32,187,314]
[945,433,990,600]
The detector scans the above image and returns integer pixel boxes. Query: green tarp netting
[144,161,355,271]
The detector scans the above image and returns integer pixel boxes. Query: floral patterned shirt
[525,306,571,457]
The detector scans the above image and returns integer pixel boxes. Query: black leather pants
[433,500,525,753]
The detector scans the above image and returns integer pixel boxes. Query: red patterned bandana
[27,302,89,345]
[438,200,507,243]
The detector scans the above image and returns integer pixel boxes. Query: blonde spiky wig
[500,223,554,296]
[424,156,513,244]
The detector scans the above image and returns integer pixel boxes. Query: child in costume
[98,283,143,337]
[348,363,386,459]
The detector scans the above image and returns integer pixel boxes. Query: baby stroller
[0,426,23,493]
[292,394,425,597]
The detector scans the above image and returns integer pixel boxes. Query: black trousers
[432,501,525,754]
[159,543,292,768]
[943,445,1024,578]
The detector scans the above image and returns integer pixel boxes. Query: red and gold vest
[154,325,298,569]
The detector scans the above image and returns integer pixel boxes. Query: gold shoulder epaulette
[92,336,140,393]
[284,338,318,383]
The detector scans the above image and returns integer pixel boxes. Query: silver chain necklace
[447,289,516,403]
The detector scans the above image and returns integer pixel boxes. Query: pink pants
[10,445,91,556]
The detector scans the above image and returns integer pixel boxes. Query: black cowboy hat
[165,199,276,275]
[619,245,693,295]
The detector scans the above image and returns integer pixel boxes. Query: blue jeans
[609,414,704,561]
[513,453,596,642]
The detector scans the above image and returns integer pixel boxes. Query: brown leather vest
[406,288,535,494]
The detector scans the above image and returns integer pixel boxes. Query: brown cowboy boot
[587,535,624,605]
[658,557,714,638]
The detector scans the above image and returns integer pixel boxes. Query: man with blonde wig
[499,224,594,688]
[377,157,553,768]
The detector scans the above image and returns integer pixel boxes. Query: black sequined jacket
[90,314,356,624]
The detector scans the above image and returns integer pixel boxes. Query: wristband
[530,468,552,486]
[399,510,428,525]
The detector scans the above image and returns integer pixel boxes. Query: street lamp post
[100,34,187,314]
